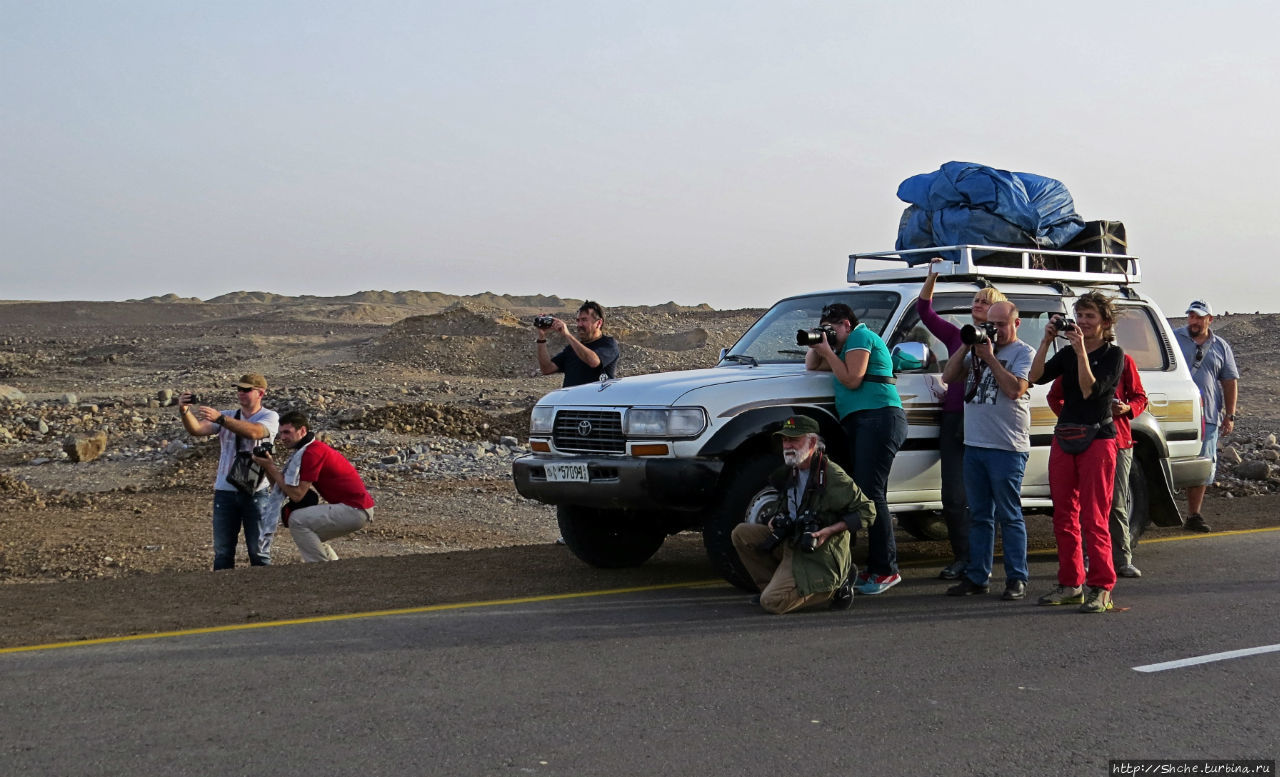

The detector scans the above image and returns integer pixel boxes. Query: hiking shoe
[856,573,901,596]
[1117,563,1142,578]
[829,579,854,611]
[1037,585,1084,606]
[938,559,967,580]
[1185,513,1212,533]
[945,578,989,596]
[1079,586,1114,614]
[1002,580,1027,601]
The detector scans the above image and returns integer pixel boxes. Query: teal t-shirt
[833,323,902,419]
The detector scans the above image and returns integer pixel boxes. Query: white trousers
[289,503,371,562]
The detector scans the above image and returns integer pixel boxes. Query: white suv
[513,246,1211,589]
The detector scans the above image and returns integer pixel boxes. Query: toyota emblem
[577,419,593,437]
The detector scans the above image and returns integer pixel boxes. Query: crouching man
[731,415,875,614]
[254,411,375,562]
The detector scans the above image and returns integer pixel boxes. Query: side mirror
[891,341,930,373]
[718,347,729,363]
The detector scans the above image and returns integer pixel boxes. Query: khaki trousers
[731,523,833,614]
[289,503,371,562]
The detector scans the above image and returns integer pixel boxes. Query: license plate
[544,462,590,483]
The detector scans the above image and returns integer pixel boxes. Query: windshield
[724,291,901,364]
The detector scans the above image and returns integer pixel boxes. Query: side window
[1114,305,1168,370]
[889,309,947,373]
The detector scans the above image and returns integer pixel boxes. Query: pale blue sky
[3,1,1278,313]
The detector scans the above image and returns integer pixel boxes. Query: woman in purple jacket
[917,258,1007,580]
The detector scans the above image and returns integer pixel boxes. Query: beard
[1187,322,1205,337]
[782,449,799,465]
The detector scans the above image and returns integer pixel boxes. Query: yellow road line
[5,526,1277,655]
[0,579,723,655]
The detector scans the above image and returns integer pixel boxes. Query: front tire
[701,454,780,592]
[557,505,665,568]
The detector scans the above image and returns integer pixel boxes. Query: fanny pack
[1054,418,1113,455]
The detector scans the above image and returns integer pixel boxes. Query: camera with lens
[960,322,998,346]
[796,325,837,348]
[251,441,273,458]
[533,315,556,329]
[757,510,823,554]
[185,393,202,405]
[1052,315,1076,333]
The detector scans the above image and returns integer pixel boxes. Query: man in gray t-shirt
[940,301,1035,600]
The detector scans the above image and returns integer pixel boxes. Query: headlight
[530,406,555,435]
[624,407,707,438]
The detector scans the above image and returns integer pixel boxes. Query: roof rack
[847,245,1141,286]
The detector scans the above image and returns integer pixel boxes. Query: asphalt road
[3,529,1278,777]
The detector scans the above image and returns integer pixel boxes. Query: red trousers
[1048,437,1117,590]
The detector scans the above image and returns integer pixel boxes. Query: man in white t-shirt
[179,373,280,569]
[940,302,1036,601]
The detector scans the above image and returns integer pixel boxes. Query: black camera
[960,322,998,346]
[1053,315,1077,333]
[252,442,273,458]
[796,325,837,348]
[186,394,202,405]
[533,315,556,329]
[757,510,823,554]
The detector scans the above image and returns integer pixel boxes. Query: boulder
[1234,460,1272,481]
[1220,446,1243,466]
[63,431,109,463]
[0,385,25,403]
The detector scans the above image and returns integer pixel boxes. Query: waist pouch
[1054,421,1110,455]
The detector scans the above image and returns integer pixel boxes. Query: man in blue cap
[730,415,874,614]
[1174,300,1239,532]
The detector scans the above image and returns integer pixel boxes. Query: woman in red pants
[1028,291,1126,614]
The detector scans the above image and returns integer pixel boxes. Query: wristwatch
[214,415,226,426]
[1226,413,1236,421]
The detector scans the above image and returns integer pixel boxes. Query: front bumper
[1170,455,1214,490]
[511,455,724,512]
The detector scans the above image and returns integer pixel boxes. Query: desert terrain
[1,293,1278,648]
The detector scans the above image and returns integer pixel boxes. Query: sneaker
[1037,584,1084,606]
[945,578,989,596]
[1117,563,1143,578]
[938,559,967,580]
[1185,513,1212,533]
[856,573,901,596]
[854,570,871,587]
[829,579,854,611]
[1002,580,1027,601]
[1079,586,1114,614]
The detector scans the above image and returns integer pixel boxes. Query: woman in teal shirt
[805,302,908,595]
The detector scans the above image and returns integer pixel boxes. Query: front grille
[553,410,625,454]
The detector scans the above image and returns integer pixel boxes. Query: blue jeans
[841,405,908,577]
[1200,423,1219,485]
[962,446,1029,585]
[212,488,271,570]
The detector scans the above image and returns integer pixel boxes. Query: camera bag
[225,411,268,494]
[1053,417,1114,455]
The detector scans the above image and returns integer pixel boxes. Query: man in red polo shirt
[254,411,375,562]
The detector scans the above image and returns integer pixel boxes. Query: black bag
[224,411,268,494]
[1053,422,1103,455]
[1062,220,1128,273]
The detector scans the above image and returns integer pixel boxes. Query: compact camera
[757,510,823,554]
[1052,316,1077,333]
[533,315,556,329]
[960,322,999,346]
[252,442,274,458]
[185,394,202,405]
[796,325,837,348]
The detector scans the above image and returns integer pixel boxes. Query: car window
[914,293,1066,370]
[1114,305,1169,370]
[725,291,901,364]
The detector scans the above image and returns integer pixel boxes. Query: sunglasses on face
[234,386,255,392]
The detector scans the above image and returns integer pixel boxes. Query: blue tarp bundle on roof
[895,162,1085,264]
